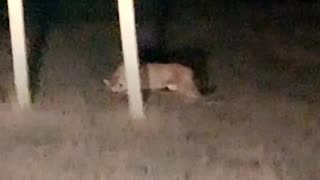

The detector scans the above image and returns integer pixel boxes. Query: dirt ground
[1,3,320,179]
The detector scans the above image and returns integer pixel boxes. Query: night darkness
[0,0,319,101]
[2,0,319,96]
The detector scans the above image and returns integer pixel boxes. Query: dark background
[0,0,320,101]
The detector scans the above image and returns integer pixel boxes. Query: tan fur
[104,62,202,102]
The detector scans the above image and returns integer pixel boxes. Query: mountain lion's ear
[103,79,111,87]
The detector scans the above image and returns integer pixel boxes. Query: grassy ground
[0,1,319,179]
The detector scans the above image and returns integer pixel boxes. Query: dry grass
[1,82,319,179]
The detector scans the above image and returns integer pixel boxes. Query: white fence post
[7,0,31,109]
[117,0,145,120]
